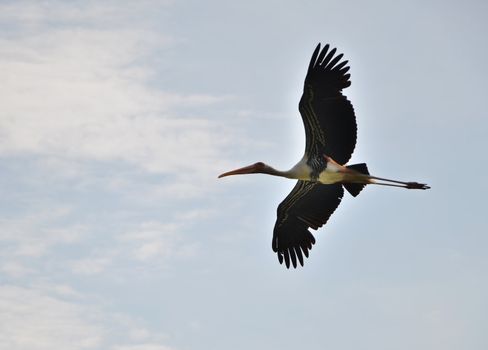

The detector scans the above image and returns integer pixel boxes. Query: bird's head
[218,162,268,178]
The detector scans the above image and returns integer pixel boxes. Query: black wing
[299,43,357,165]
[272,181,344,268]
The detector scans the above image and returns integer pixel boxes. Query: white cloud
[0,206,84,258]
[128,328,152,341]
[0,202,203,279]
[119,221,193,263]
[0,0,173,27]
[0,285,103,350]
[66,220,199,276]
[71,256,113,275]
[0,1,234,287]
[1,261,34,278]
[0,28,228,173]
[0,1,234,195]
[0,284,177,350]
[0,4,232,348]
[112,345,175,350]
[39,284,85,299]
[175,208,217,221]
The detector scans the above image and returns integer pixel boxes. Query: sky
[0,0,487,349]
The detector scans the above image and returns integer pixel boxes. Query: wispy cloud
[0,0,174,28]
[68,220,199,276]
[71,256,113,275]
[0,0,235,287]
[0,284,176,350]
[1,261,35,278]
[0,2,240,349]
[0,0,235,194]
[0,206,84,258]
[120,221,192,262]
[0,3,222,346]
[0,285,103,349]
[0,28,228,174]
[112,345,175,350]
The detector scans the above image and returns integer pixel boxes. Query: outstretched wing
[299,43,357,165]
[272,181,344,268]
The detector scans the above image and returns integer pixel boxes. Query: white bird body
[218,43,429,269]
[285,154,371,185]
[286,154,311,180]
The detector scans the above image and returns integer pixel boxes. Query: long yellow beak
[218,164,259,178]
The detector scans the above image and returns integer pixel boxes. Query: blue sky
[1,1,487,349]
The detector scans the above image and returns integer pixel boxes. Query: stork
[219,43,429,269]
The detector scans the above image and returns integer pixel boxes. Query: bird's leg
[369,176,430,190]
[322,155,429,189]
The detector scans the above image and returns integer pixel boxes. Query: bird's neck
[262,164,308,180]
[262,165,294,178]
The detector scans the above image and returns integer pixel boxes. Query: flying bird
[218,43,429,269]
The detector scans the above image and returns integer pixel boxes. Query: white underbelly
[288,155,368,184]
[288,155,313,180]
[318,171,348,184]
[319,169,370,185]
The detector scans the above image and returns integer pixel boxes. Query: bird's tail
[343,163,369,197]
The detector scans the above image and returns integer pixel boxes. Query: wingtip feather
[295,247,304,266]
[325,53,344,70]
[283,249,290,268]
[308,43,322,72]
[289,248,298,268]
